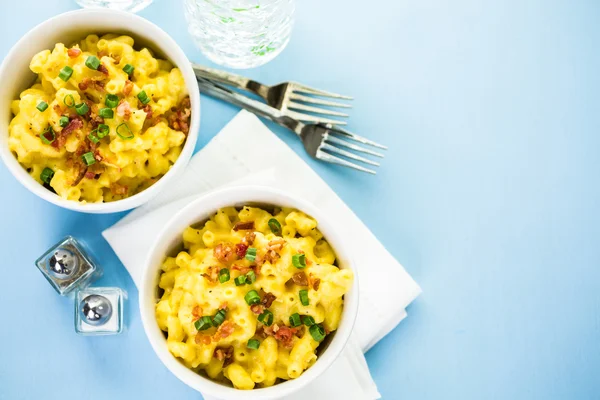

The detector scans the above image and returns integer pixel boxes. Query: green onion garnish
[88,132,100,144]
[116,122,134,140]
[246,270,256,284]
[97,124,109,138]
[257,310,274,326]
[309,324,326,342]
[75,103,89,116]
[58,66,73,82]
[289,313,302,327]
[137,90,150,105]
[234,275,246,286]
[245,247,257,262]
[244,290,260,306]
[105,94,119,108]
[40,126,55,144]
[219,268,230,283]
[59,116,70,127]
[247,339,260,350]
[40,167,54,184]
[292,254,306,269]
[194,316,213,331]
[81,152,95,166]
[99,108,114,119]
[212,309,226,326]
[123,64,134,75]
[299,289,309,306]
[268,218,282,235]
[36,101,48,112]
[85,55,100,70]
[64,94,75,108]
[302,315,316,326]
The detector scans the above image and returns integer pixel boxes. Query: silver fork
[192,63,352,126]
[197,78,386,174]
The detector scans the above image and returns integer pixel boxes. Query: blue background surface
[1,0,599,399]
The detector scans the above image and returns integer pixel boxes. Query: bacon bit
[200,266,219,283]
[213,321,236,342]
[123,80,133,96]
[235,243,248,258]
[116,100,132,120]
[313,278,321,291]
[292,272,309,287]
[272,324,280,333]
[255,326,267,338]
[267,238,285,251]
[110,183,128,196]
[263,325,274,336]
[72,163,87,187]
[53,104,63,114]
[219,302,228,311]
[84,170,96,179]
[273,326,298,348]
[261,292,276,308]
[167,96,191,134]
[214,346,234,367]
[67,48,81,58]
[62,117,83,136]
[264,249,280,264]
[97,50,108,58]
[195,333,212,345]
[214,242,236,263]
[94,151,103,162]
[233,221,254,231]
[231,264,252,274]
[192,306,202,318]
[242,231,256,246]
[94,80,106,92]
[97,63,109,75]
[78,77,91,91]
[142,104,153,119]
[250,304,264,315]
[295,326,306,338]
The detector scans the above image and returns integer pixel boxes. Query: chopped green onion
[40,126,55,144]
[64,94,75,108]
[268,218,282,235]
[137,90,150,105]
[309,324,326,342]
[75,103,89,116]
[245,270,256,284]
[247,339,260,350]
[105,94,119,108]
[194,316,213,331]
[116,123,134,140]
[99,108,114,119]
[59,116,70,127]
[299,289,309,306]
[40,167,54,184]
[212,309,226,326]
[289,313,302,327]
[302,315,316,326]
[85,55,100,70]
[258,310,274,326]
[219,268,230,283]
[123,64,135,75]
[36,101,48,112]
[234,275,246,286]
[82,152,95,166]
[292,254,306,269]
[97,124,110,138]
[244,290,261,306]
[245,247,257,262]
[58,66,73,82]
[88,132,100,144]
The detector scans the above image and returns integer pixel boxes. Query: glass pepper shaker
[74,287,126,335]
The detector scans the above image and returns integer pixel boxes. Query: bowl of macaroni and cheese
[0,9,200,213]
[140,186,359,399]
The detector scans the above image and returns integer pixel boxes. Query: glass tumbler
[75,0,153,13]
[184,0,295,69]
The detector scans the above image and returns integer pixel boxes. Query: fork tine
[326,125,388,150]
[316,150,377,174]
[288,102,350,117]
[289,93,352,108]
[291,82,353,100]
[320,143,380,166]
[325,135,385,158]
[288,111,347,125]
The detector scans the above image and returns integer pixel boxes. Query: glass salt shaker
[35,236,102,296]
[75,287,126,335]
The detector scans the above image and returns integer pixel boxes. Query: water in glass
[75,0,153,13]
[184,0,295,69]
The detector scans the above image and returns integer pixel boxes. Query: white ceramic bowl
[0,9,200,213]
[140,186,359,399]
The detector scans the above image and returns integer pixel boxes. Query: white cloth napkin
[102,110,421,400]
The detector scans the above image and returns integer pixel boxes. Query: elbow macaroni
[155,206,353,389]
[8,34,190,203]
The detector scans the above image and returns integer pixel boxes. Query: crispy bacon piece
[267,238,285,251]
[292,272,309,287]
[84,170,96,179]
[264,249,280,264]
[195,333,212,345]
[72,163,88,187]
[192,306,202,318]
[214,242,236,263]
[123,80,133,96]
[68,48,81,58]
[219,302,228,311]
[255,326,267,338]
[142,104,153,119]
[261,292,276,308]
[273,326,298,349]
[94,150,103,162]
[110,183,128,196]
[62,117,83,136]
[214,346,234,367]
[213,321,236,342]
[97,50,108,58]
[201,266,219,283]
[312,278,321,291]
[167,96,191,134]
[242,231,256,246]
[231,264,252,274]
[250,304,264,315]
[79,77,91,91]
[235,243,248,258]
[97,63,109,75]
[233,221,254,231]
[116,100,132,120]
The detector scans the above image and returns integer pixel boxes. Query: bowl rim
[0,8,200,214]
[139,185,359,399]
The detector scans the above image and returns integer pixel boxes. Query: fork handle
[192,63,269,99]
